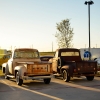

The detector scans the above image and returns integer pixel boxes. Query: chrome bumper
[22,75,52,80]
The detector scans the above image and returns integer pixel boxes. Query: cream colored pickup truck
[2,48,52,86]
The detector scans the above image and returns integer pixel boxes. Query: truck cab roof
[55,48,82,62]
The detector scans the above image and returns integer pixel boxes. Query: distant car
[94,58,100,76]
[0,54,11,67]
[40,56,53,61]
[94,57,100,67]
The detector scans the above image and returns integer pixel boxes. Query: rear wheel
[44,78,51,84]
[86,76,94,81]
[16,72,23,86]
[63,70,70,82]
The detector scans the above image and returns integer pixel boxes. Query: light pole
[52,41,53,52]
[84,0,94,60]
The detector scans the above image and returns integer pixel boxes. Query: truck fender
[5,64,9,75]
[61,65,69,70]
[14,65,27,78]
[2,63,7,73]
[61,65,69,75]
[61,65,73,77]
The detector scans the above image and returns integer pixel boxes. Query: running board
[53,73,61,76]
[7,75,15,78]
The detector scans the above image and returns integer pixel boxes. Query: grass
[39,52,55,56]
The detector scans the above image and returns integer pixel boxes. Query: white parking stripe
[17,86,63,100]
[0,78,15,91]
[52,79,100,92]
[0,77,63,100]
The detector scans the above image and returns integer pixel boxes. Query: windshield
[13,51,39,58]
[61,52,79,56]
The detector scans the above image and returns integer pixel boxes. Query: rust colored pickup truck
[2,48,52,86]
[49,48,97,82]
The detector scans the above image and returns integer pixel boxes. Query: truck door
[52,51,59,72]
[7,58,13,74]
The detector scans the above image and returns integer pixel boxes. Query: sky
[0,0,100,52]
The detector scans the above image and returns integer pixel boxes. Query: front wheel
[86,76,94,81]
[16,72,23,86]
[5,64,9,79]
[63,70,70,82]
[44,78,51,84]
[5,67,9,80]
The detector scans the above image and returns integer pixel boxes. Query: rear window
[61,52,79,56]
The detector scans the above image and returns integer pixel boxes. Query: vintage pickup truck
[2,48,52,86]
[49,48,97,82]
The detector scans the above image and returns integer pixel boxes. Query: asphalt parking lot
[0,76,100,100]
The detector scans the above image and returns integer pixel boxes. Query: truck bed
[75,61,97,73]
[26,62,52,75]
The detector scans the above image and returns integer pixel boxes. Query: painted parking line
[0,77,63,100]
[0,78,16,91]
[15,85,63,100]
[52,79,100,92]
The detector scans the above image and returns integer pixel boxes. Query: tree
[55,19,74,48]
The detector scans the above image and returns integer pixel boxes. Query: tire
[5,66,9,80]
[44,78,51,84]
[63,70,70,82]
[16,72,23,86]
[2,67,5,73]
[86,76,94,81]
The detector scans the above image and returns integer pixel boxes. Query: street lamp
[84,0,94,60]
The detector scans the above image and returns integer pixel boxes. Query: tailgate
[27,63,52,75]
[76,61,97,73]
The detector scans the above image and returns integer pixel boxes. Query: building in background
[80,48,100,60]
